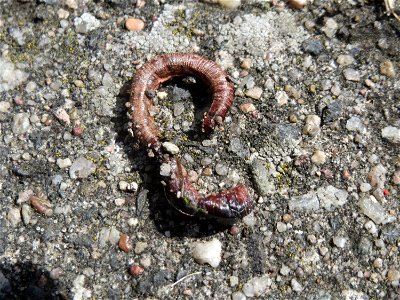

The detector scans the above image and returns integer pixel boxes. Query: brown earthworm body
[130,53,253,220]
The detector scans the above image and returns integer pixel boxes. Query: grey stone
[74,13,100,33]
[251,159,275,196]
[316,185,349,210]
[346,116,366,134]
[289,192,320,211]
[343,68,361,82]
[242,275,272,297]
[12,113,30,134]
[173,102,185,116]
[69,157,97,179]
[381,126,400,144]
[322,101,342,124]
[359,195,394,224]
[302,39,323,56]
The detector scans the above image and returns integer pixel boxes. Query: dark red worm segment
[130,53,253,220]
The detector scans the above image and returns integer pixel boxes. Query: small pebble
[12,113,30,134]
[245,87,263,100]
[134,241,148,254]
[359,183,371,193]
[288,0,307,9]
[125,18,145,31]
[291,278,303,292]
[277,222,287,233]
[381,126,400,144]
[57,158,72,169]
[336,54,355,66]
[218,0,241,9]
[192,238,222,268]
[280,265,291,276]
[288,114,298,123]
[242,275,271,297]
[129,265,144,277]
[311,150,326,165]
[229,225,240,236]
[387,269,400,282]
[7,207,21,227]
[380,60,396,78]
[282,214,292,223]
[364,220,377,235]
[162,142,180,154]
[215,163,228,176]
[229,275,239,287]
[392,170,400,185]
[74,13,101,34]
[303,115,321,137]
[114,198,125,206]
[55,108,70,125]
[240,58,252,70]
[69,157,97,179]
[239,103,256,113]
[333,236,347,248]
[346,116,366,134]
[231,292,246,300]
[118,234,132,253]
[202,167,213,176]
[275,91,289,106]
[0,101,10,113]
[343,68,361,81]
[373,258,383,269]
[72,126,84,136]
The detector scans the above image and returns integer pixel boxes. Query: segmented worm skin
[130,53,253,220]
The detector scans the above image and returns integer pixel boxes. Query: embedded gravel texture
[0,0,399,299]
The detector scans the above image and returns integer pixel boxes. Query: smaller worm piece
[130,53,253,220]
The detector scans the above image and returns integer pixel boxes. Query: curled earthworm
[130,53,253,220]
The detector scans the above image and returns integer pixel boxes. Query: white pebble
[57,158,72,169]
[303,115,321,137]
[381,126,400,144]
[114,198,126,206]
[364,220,378,235]
[291,278,303,292]
[311,150,326,165]
[333,236,347,248]
[359,182,371,193]
[192,238,222,268]
[219,0,241,9]
[162,142,180,154]
[276,222,287,233]
[242,275,272,297]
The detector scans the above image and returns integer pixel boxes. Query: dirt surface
[0,0,399,299]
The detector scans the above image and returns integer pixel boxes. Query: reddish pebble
[239,103,256,113]
[72,126,84,136]
[288,0,307,9]
[229,225,240,236]
[129,265,144,277]
[118,234,132,253]
[342,169,351,180]
[321,168,333,178]
[202,167,213,176]
[125,18,145,31]
[383,189,390,197]
[14,95,24,106]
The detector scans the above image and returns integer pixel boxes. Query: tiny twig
[170,271,202,288]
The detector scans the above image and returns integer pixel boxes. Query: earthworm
[130,53,253,220]
[130,53,234,147]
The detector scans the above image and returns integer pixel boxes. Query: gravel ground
[0,0,399,299]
